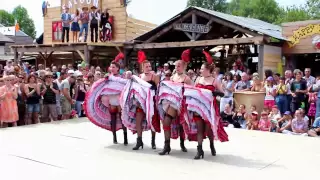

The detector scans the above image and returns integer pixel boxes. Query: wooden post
[258,45,264,78]
[13,48,18,63]
[192,13,197,41]
[84,45,90,65]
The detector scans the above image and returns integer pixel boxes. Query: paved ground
[0,118,319,180]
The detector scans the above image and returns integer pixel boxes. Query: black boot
[180,139,187,152]
[151,133,156,149]
[111,113,117,144]
[210,140,216,156]
[194,145,204,160]
[123,128,128,146]
[132,137,143,150]
[159,140,171,155]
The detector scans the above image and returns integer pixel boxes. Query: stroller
[100,22,112,42]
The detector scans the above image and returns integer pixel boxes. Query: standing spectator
[251,76,263,92]
[262,76,277,110]
[258,111,271,131]
[100,8,111,41]
[52,66,60,77]
[85,72,94,88]
[60,74,76,120]
[230,62,242,76]
[79,7,90,42]
[42,72,59,122]
[164,71,171,81]
[0,78,4,87]
[74,73,88,117]
[187,69,196,82]
[0,75,18,127]
[273,73,280,85]
[24,75,40,125]
[275,77,288,114]
[89,6,100,43]
[71,9,80,43]
[61,7,71,43]
[235,72,250,92]
[290,70,307,113]
[285,70,293,112]
[307,92,317,125]
[311,78,320,118]
[303,68,316,88]
[16,74,27,126]
[3,60,14,76]
[94,71,102,81]
[284,110,308,136]
[308,117,320,137]
[220,72,234,111]
[54,72,67,120]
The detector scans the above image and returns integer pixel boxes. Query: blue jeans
[76,101,84,117]
[316,97,320,119]
[79,23,88,42]
[276,95,288,115]
[27,103,40,113]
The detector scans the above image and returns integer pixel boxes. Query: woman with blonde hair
[158,49,193,155]
[251,76,263,92]
[0,75,19,127]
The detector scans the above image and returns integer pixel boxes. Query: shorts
[61,96,72,115]
[264,100,275,109]
[27,103,40,113]
[109,95,120,106]
[42,104,58,121]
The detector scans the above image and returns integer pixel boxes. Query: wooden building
[282,20,320,73]
[11,0,156,68]
[125,6,287,77]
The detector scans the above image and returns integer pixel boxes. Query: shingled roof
[0,32,14,43]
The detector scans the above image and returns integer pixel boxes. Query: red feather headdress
[137,50,147,64]
[181,49,191,63]
[202,50,213,64]
[113,52,124,63]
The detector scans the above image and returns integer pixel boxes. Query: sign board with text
[61,0,101,13]
[173,23,211,34]
[0,27,15,36]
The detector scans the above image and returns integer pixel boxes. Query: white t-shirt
[230,69,242,76]
[265,85,276,100]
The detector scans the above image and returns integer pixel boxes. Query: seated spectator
[221,103,234,127]
[232,104,248,128]
[258,111,271,131]
[247,111,259,130]
[235,72,250,92]
[251,76,263,92]
[307,117,320,137]
[283,110,308,136]
[269,105,281,122]
[299,108,309,124]
[262,76,276,110]
[278,111,292,133]
[269,119,279,132]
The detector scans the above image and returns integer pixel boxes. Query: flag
[15,20,20,32]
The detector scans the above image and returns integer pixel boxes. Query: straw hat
[91,6,97,10]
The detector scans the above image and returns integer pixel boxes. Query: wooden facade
[282,20,320,54]
[43,0,156,44]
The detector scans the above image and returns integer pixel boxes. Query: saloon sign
[62,0,100,9]
[287,24,320,48]
[174,23,211,34]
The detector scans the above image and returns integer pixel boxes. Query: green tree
[12,5,36,39]
[306,0,320,19]
[0,10,15,26]
[276,5,311,24]
[228,0,281,23]
[187,0,228,12]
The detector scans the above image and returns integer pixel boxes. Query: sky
[1,0,307,38]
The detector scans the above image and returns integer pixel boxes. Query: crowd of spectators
[1,59,319,138]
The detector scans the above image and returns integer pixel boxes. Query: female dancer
[158,49,193,155]
[191,50,229,159]
[84,53,128,145]
[132,51,161,150]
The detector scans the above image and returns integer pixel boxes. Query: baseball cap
[267,76,273,81]
[252,111,258,115]
[67,70,75,74]
[284,111,291,115]
[164,63,169,66]
[75,72,83,77]
[271,119,278,124]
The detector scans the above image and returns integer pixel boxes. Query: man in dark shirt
[290,70,307,113]
[42,72,60,122]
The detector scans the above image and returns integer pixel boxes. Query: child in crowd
[221,103,234,127]
[307,92,317,125]
[247,111,259,130]
[269,105,281,122]
[258,111,271,131]
[278,111,292,133]
[262,76,277,110]
[269,119,279,132]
